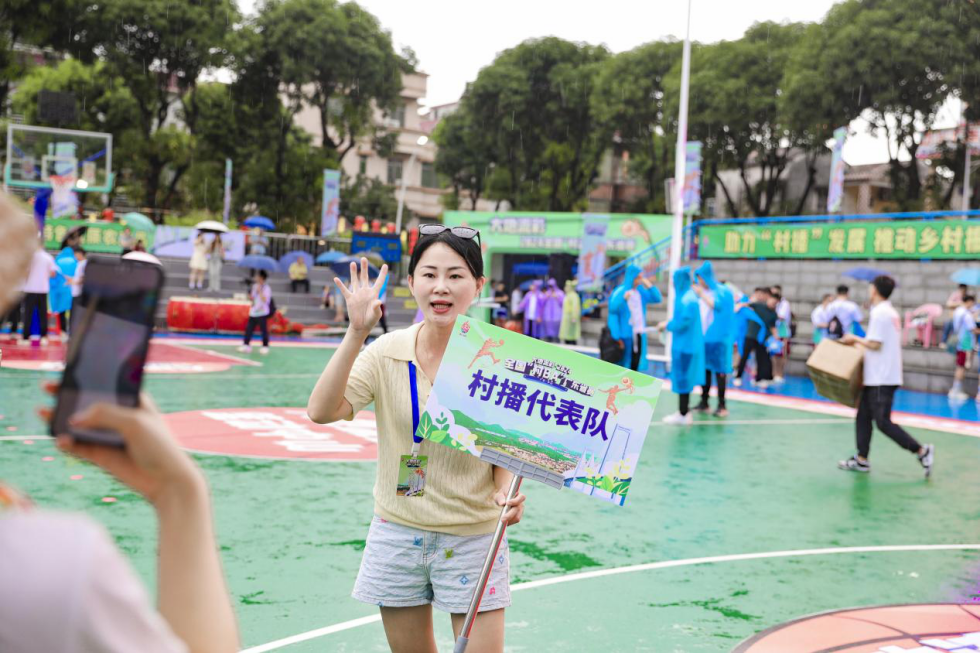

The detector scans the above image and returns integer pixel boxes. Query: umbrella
[121,212,155,232]
[951,268,980,286]
[357,250,385,267]
[195,220,229,233]
[328,255,379,278]
[278,250,314,273]
[243,216,276,231]
[122,251,162,267]
[844,267,892,282]
[237,255,279,272]
[315,250,346,264]
[61,225,88,248]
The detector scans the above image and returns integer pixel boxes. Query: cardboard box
[806,339,864,408]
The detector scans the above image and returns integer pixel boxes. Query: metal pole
[453,474,522,654]
[395,152,416,235]
[666,0,693,365]
[963,103,972,215]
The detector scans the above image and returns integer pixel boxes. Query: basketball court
[2,338,979,652]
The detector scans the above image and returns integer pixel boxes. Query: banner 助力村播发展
[697,219,980,260]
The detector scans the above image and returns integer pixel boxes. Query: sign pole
[453,474,523,653]
[666,0,693,367]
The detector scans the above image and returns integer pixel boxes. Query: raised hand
[335,257,388,338]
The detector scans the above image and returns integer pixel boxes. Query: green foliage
[340,174,404,224]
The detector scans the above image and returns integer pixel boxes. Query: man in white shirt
[837,276,934,477]
[811,294,833,344]
[825,285,863,339]
[21,244,58,344]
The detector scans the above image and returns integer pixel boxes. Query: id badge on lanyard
[397,361,427,497]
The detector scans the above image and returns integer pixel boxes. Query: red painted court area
[0,339,258,374]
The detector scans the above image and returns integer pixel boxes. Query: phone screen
[51,258,164,445]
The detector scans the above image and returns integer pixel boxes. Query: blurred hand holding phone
[50,257,164,446]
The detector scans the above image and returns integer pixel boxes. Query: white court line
[241,543,980,653]
[160,341,263,367]
[689,418,851,426]
[0,435,52,441]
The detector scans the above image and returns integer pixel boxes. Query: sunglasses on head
[418,224,481,248]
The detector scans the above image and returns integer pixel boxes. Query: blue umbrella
[951,268,980,286]
[315,250,347,265]
[237,255,279,272]
[328,255,379,278]
[844,267,893,283]
[278,250,314,273]
[243,216,276,231]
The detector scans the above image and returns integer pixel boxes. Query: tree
[340,174,403,224]
[432,110,492,210]
[792,0,957,210]
[0,0,75,111]
[666,22,811,218]
[450,37,610,211]
[64,0,241,213]
[255,0,410,163]
[592,40,683,213]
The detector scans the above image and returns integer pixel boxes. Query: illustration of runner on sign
[598,377,635,416]
[468,337,505,369]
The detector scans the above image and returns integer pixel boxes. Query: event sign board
[43,218,154,253]
[576,214,610,293]
[222,158,233,224]
[698,219,980,260]
[917,123,980,160]
[827,127,847,213]
[321,169,341,237]
[417,317,662,506]
[153,225,245,262]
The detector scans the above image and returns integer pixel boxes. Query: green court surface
[2,341,979,652]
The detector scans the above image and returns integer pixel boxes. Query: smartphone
[50,257,165,446]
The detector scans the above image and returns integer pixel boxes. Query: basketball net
[49,172,79,219]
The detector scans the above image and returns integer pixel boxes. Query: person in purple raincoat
[519,281,544,338]
[540,278,565,342]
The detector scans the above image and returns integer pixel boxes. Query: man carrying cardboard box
[837,276,934,477]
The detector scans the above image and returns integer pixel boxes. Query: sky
[236,0,963,166]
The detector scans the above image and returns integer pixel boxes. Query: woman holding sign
[307,227,527,653]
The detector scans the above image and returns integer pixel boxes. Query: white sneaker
[237,345,252,353]
[662,412,693,426]
[732,378,742,388]
[773,376,785,383]
[755,380,770,390]
[260,347,269,355]
[948,388,969,401]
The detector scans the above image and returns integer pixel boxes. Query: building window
[421,162,438,189]
[385,105,406,128]
[359,155,368,175]
[387,158,403,185]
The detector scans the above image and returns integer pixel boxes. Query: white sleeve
[865,311,888,344]
[76,519,188,652]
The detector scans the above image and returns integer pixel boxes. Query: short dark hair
[753,287,768,295]
[408,230,484,279]
[836,284,849,295]
[772,285,782,292]
[257,270,268,280]
[964,294,977,303]
[771,292,782,301]
[872,275,894,299]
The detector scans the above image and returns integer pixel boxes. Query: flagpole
[453,474,523,653]
[963,103,972,214]
[666,0,693,365]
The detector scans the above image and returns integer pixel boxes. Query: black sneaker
[918,444,934,478]
[694,401,711,413]
[838,456,870,473]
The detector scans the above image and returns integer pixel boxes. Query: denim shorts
[352,516,511,614]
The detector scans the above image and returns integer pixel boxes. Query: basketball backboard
[5,124,113,193]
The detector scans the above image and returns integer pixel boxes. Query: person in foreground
[307,227,527,654]
[838,275,934,477]
[0,192,239,652]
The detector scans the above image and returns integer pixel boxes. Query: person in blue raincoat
[656,267,704,425]
[607,265,662,372]
[693,261,734,417]
[49,245,77,337]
